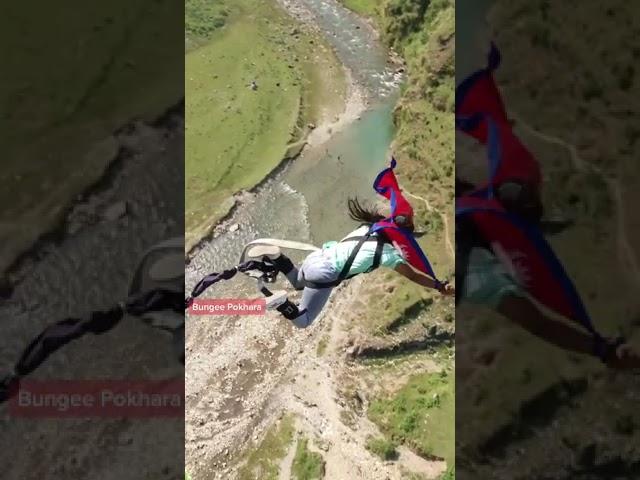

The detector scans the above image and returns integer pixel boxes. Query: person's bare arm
[497,294,595,356]
[497,294,640,369]
[394,263,455,296]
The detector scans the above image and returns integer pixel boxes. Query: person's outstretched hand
[440,283,455,296]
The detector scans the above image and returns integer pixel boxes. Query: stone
[345,345,359,358]
[103,201,127,221]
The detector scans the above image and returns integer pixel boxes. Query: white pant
[283,250,339,328]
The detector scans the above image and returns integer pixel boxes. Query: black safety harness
[301,226,388,289]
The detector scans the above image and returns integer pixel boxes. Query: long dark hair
[347,197,385,225]
[457,176,543,223]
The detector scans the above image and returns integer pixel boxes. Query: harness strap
[370,234,385,272]
[338,234,371,282]
[303,230,386,289]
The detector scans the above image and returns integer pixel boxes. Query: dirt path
[186,273,445,479]
[605,177,640,288]
[405,190,455,260]
[512,113,586,172]
[513,113,640,289]
[271,281,446,479]
[278,435,299,480]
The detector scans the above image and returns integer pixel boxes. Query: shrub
[365,436,398,460]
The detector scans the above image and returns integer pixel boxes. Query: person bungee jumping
[456,44,640,370]
[240,159,454,328]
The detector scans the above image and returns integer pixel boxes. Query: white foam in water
[296,0,393,98]
[186,174,312,295]
[281,182,312,225]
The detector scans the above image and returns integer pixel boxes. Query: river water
[186,0,401,293]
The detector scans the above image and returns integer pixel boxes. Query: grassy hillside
[339,0,455,475]
[236,415,296,480]
[340,0,384,18]
[384,0,455,215]
[186,0,232,50]
[185,0,346,249]
[368,370,455,464]
[291,437,326,480]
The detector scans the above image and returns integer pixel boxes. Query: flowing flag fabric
[370,219,439,281]
[373,157,414,220]
[455,42,600,338]
[456,196,600,338]
[456,42,509,142]
[456,43,541,188]
[371,158,441,283]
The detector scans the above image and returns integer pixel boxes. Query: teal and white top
[321,225,406,275]
[461,247,525,308]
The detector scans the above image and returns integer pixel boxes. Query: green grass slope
[340,0,384,18]
[236,415,295,480]
[339,0,455,474]
[185,0,345,248]
[369,370,454,464]
[383,0,455,216]
[185,0,303,240]
[291,438,326,480]
[186,0,232,50]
